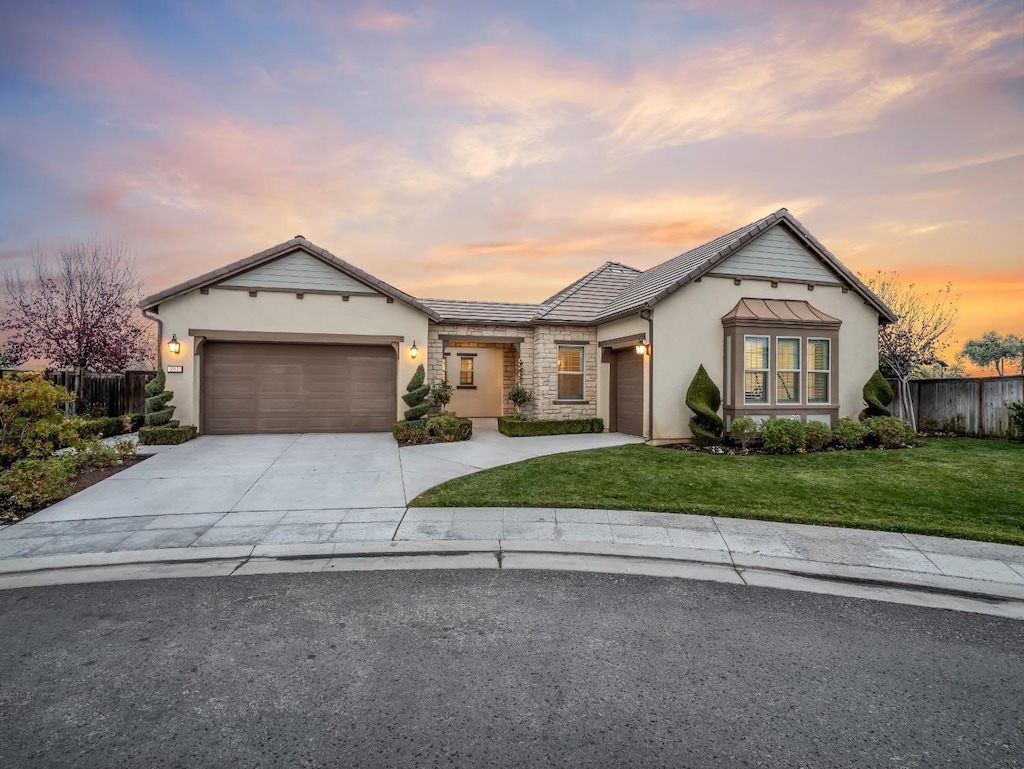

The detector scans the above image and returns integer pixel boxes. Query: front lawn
[412,438,1024,545]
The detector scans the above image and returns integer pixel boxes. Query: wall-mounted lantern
[635,338,649,355]
[410,341,419,359]
[167,334,181,355]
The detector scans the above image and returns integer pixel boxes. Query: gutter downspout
[640,307,654,442]
[142,307,162,370]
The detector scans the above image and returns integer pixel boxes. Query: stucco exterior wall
[429,324,532,417]
[154,287,429,429]
[650,276,881,442]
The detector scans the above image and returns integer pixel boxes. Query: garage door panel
[202,342,397,434]
[614,350,644,437]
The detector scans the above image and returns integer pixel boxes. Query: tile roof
[140,237,441,321]
[535,262,643,323]
[420,299,541,325]
[594,209,896,324]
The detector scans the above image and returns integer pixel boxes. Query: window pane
[745,372,767,403]
[777,338,800,370]
[777,371,799,403]
[744,337,768,369]
[808,339,830,371]
[558,347,583,373]
[808,372,829,403]
[459,357,473,386]
[558,373,583,399]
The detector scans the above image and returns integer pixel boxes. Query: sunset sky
[0,0,1021,365]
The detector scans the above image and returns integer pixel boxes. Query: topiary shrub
[863,416,915,449]
[832,417,866,449]
[863,370,894,418]
[685,364,723,447]
[761,418,806,454]
[804,421,832,452]
[144,368,179,428]
[729,417,758,450]
[426,413,473,442]
[506,361,533,416]
[125,413,145,432]
[402,364,430,421]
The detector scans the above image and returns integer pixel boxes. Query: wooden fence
[1,369,156,417]
[897,376,1024,438]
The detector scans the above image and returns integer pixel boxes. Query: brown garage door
[613,349,644,437]
[201,342,397,434]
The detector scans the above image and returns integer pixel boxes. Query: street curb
[1,540,1023,611]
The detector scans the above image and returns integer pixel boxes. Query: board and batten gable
[153,274,429,429]
[649,278,881,443]
[218,250,374,293]
[708,226,837,284]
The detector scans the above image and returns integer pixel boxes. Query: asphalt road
[1,570,1021,769]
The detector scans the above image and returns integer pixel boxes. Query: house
[140,209,895,441]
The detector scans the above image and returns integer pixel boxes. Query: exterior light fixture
[167,334,181,354]
[410,341,419,359]
[635,339,649,355]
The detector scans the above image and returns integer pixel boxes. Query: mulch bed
[1,455,150,524]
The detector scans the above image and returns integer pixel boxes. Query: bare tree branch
[861,270,959,431]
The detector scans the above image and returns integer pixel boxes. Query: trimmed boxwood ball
[401,364,431,421]
[686,364,723,447]
[863,370,894,418]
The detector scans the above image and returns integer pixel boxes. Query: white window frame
[807,338,831,404]
[557,345,585,400]
[776,337,801,405]
[743,335,769,405]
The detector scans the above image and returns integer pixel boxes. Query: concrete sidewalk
[1,506,1022,619]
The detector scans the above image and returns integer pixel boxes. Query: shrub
[832,417,866,449]
[506,361,533,415]
[125,413,146,432]
[138,425,197,445]
[401,364,430,421]
[761,418,806,454]
[0,372,76,468]
[863,416,916,449]
[863,370,894,418]
[75,416,126,440]
[804,421,832,452]
[685,364,723,447]
[0,456,73,510]
[429,380,453,413]
[144,368,179,427]
[497,417,604,437]
[392,420,429,446]
[1008,402,1024,442]
[729,417,758,450]
[113,438,138,461]
[426,413,473,442]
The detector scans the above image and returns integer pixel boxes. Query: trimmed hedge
[497,417,604,437]
[138,425,197,445]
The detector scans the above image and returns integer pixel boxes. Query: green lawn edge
[411,438,1024,546]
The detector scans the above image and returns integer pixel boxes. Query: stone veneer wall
[427,323,599,421]
[428,324,533,417]
[531,325,598,420]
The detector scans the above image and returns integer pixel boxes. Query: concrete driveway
[26,420,642,526]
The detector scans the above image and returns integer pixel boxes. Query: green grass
[412,438,1024,545]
